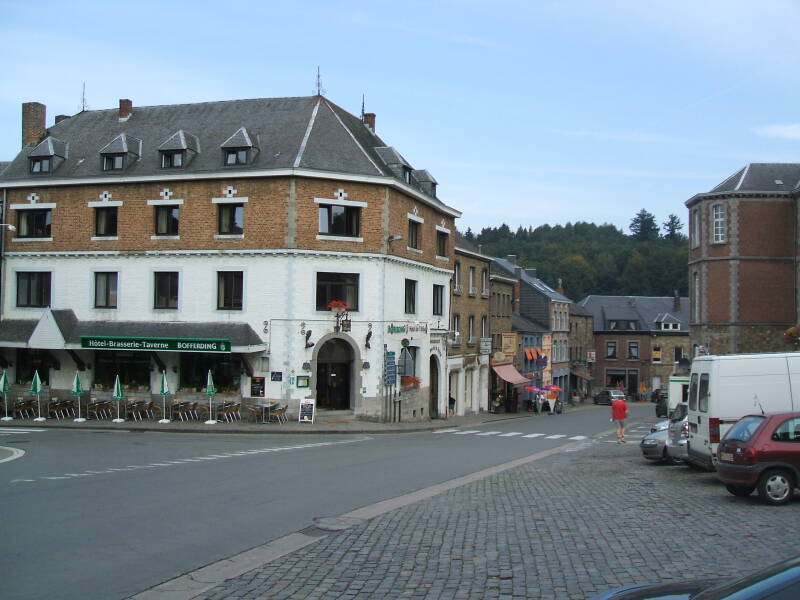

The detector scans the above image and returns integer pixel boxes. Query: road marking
[433,429,459,434]
[0,428,47,435]
[569,435,588,440]
[476,431,501,436]
[0,446,25,463]
[523,433,545,438]
[498,432,523,437]
[452,430,481,435]
[545,435,566,439]
[9,437,372,484]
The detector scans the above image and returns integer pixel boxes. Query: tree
[619,250,651,294]
[629,209,659,241]
[662,214,685,241]
[555,254,597,300]
[463,227,475,241]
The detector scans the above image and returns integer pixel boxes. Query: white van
[686,352,800,471]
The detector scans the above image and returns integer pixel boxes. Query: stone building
[579,295,689,397]
[487,264,524,412]
[568,302,594,401]
[686,163,798,355]
[447,233,490,415]
[0,96,460,422]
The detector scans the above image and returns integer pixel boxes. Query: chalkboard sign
[250,376,265,398]
[385,351,397,386]
[299,398,316,423]
[270,371,283,382]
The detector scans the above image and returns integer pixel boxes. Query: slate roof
[1,95,457,215]
[512,313,547,334]
[491,257,572,303]
[578,295,689,333]
[0,311,265,349]
[688,163,800,206]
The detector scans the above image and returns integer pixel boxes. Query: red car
[716,412,800,505]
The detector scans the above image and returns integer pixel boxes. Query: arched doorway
[429,355,439,418]
[316,338,354,410]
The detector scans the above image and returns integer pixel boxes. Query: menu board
[298,398,316,423]
[250,376,265,398]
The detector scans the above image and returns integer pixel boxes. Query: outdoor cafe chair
[127,400,147,421]
[13,396,35,419]
[269,405,288,424]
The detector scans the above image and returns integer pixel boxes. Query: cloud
[753,124,800,140]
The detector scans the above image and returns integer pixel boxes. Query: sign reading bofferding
[80,336,232,352]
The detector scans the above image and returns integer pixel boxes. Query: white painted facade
[2,249,452,419]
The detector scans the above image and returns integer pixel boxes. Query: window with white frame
[94,272,118,308]
[712,204,726,243]
[404,279,417,314]
[17,272,51,307]
[17,208,52,238]
[453,261,461,293]
[433,284,444,316]
[468,315,475,343]
[691,208,700,248]
[468,266,476,295]
[627,341,639,359]
[606,340,617,359]
[481,315,487,337]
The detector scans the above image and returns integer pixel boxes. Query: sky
[2,0,800,235]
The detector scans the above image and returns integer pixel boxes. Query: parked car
[716,412,800,505]
[650,419,670,433]
[639,429,680,464]
[665,402,689,463]
[586,553,800,599]
[594,389,626,405]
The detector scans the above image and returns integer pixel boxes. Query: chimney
[22,102,46,148]
[525,268,537,278]
[119,98,132,121]
[507,254,517,265]
[673,290,680,312]
[362,112,375,132]
[557,278,565,295]
[55,114,70,124]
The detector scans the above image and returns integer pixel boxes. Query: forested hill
[466,210,688,302]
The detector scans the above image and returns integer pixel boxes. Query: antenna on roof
[314,67,326,97]
[79,82,90,112]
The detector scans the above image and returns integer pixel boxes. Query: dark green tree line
[474,210,688,301]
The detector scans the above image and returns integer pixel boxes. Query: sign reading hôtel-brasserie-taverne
[80,336,232,352]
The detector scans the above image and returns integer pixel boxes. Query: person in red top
[611,396,628,443]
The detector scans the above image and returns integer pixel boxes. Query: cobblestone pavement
[197,427,800,600]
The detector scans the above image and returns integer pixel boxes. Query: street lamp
[0,224,15,231]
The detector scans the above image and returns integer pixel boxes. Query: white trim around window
[435,224,450,234]
[147,198,184,206]
[407,213,424,223]
[313,197,367,208]
[316,234,364,243]
[9,202,57,210]
[212,197,249,204]
[87,200,123,208]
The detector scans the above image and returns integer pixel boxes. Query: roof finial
[314,67,326,97]
[361,94,365,120]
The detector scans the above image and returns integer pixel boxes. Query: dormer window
[103,153,125,171]
[30,157,51,174]
[225,148,249,166]
[99,133,140,173]
[28,136,66,175]
[161,150,185,168]
[221,127,255,167]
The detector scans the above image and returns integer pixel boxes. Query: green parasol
[111,374,125,422]
[204,369,217,424]
[31,370,45,422]
[72,371,86,422]
[0,370,11,421]
[158,370,171,424]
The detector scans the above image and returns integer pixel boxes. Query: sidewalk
[0,403,599,435]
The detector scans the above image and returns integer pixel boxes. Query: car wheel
[725,484,755,497]
[757,469,796,505]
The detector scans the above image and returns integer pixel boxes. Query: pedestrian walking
[611,394,628,443]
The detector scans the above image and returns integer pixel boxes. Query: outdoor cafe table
[258,401,280,423]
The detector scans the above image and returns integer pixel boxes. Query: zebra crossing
[433,428,588,441]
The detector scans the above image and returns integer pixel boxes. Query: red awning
[492,364,530,386]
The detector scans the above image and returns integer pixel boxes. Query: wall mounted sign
[270,371,283,382]
[250,376,265,398]
[387,322,429,336]
[81,336,231,352]
[296,375,310,388]
[479,337,492,355]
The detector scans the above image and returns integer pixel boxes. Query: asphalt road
[0,404,650,600]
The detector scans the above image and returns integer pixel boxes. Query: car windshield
[669,404,688,421]
[723,415,765,443]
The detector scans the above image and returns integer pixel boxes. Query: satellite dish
[401,338,410,347]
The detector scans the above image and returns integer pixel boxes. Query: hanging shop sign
[479,337,492,355]
[81,336,231,352]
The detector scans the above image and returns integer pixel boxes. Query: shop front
[490,361,530,413]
